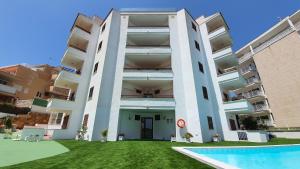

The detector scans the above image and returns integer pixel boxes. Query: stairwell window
[207,116,214,130]
[97,41,102,53]
[195,40,200,51]
[88,87,94,100]
[198,62,204,73]
[192,22,197,31]
[202,86,208,100]
[101,23,106,32]
[93,62,99,74]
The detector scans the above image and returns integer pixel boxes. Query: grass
[3,138,300,169]
[0,140,69,168]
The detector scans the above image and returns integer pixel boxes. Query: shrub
[184,132,193,139]
[101,129,108,138]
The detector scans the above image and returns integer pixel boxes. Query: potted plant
[212,133,220,142]
[170,134,176,142]
[184,132,193,143]
[101,129,108,142]
[118,133,125,141]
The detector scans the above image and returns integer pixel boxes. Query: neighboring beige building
[236,10,300,128]
[0,64,69,128]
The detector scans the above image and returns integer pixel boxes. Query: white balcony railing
[212,46,233,59]
[127,27,169,33]
[120,97,175,110]
[223,99,254,113]
[123,69,173,80]
[126,46,171,54]
[208,26,227,39]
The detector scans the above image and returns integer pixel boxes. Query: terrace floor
[2,138,300,169]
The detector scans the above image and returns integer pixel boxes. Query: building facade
[236,10,300,128]
[48,9,272,142]
[0,64,69,128]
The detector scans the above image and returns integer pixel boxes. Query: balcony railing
[121,94,173,99]
[243,90,264,99]
[254,104,269,112]
[124,68,171,71]
[240,66,256,74]
[218,67,237,76]
[62,67,81,75]
[246,77,260,85]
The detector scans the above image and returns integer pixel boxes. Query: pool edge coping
[172,147,238,169]
[172,144,300,169]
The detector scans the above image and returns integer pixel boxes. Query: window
[202,86,208,100]
[192,22,197,31]
[195,40,200,51]
[93,62,99,74]
[207,116,214,130]
[101,23,106,32]
[135,115,140,121]
[97,41,102,52]
[56,113,64,124]
[198,62,204,73]
[154,89,160,94]
[155,115,160,121]
[88,87,94,100]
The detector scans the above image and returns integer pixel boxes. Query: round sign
[177,119,186,128]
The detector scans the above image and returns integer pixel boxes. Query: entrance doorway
[229,119,237,130]
[141,117,153,139]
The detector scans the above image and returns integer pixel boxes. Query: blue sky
[0,0,299,66]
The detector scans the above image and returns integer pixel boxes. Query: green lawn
[0,140,69,168]
[3,138,300,169]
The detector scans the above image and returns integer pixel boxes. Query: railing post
[287,17,296,31]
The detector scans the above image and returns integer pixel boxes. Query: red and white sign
[177,119,186,128]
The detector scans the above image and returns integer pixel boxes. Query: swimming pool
[173,144,300,169]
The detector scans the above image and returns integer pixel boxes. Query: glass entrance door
[141,117,153,139]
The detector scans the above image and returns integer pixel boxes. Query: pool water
[186,145,300,169]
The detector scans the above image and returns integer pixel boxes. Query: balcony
[120,97,175,110]
[54,69,80,90]
[127,27,169,34]
[128,14,169,27]
[240,66,257,78]
[68,26,90,42]
[212,46,238,67]
[47,98,75,112]
[61,47,86,70]
[253,104,271,113]
[208,26,228,40]
[123,68,173,80]
[218,69,247,90]
[0,83,17,95]
[243,90,265,100]
[245,77,261,86]
[223,99,254,113]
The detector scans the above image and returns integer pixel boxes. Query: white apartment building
[46,9,268,143]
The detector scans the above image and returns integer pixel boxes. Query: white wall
[52,16,101,139]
